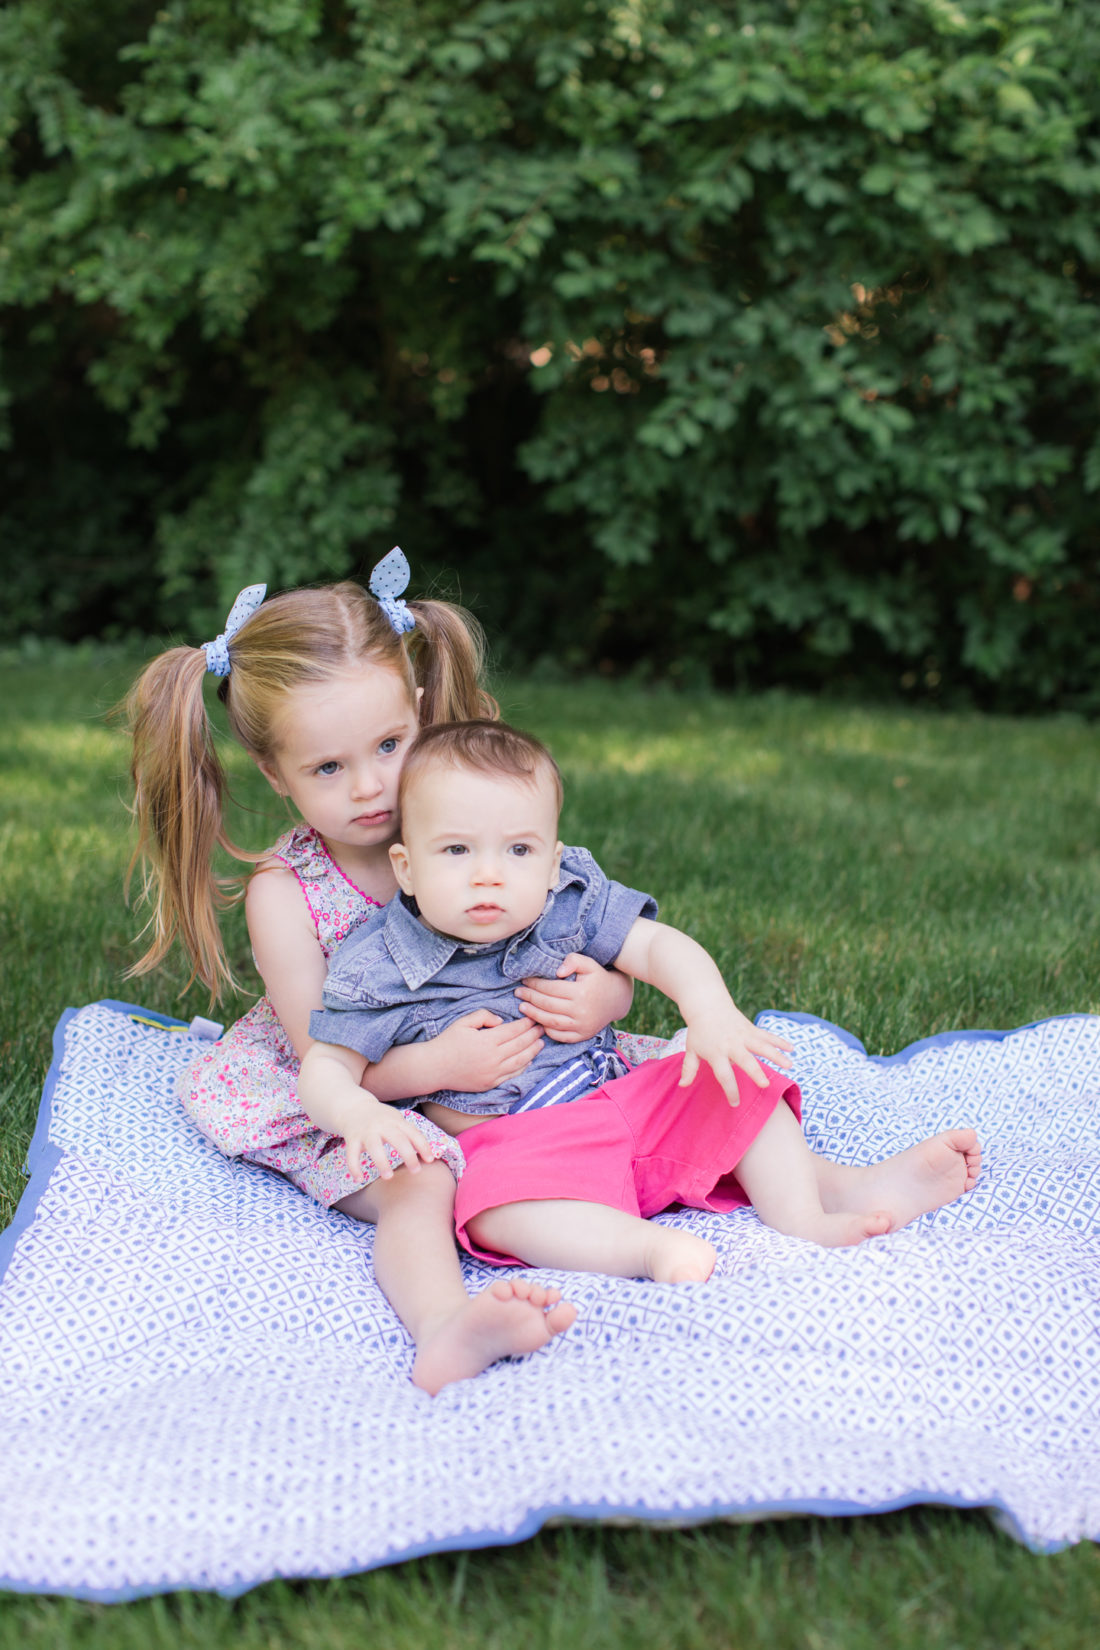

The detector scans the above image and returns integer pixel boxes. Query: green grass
[1,653,1099,1642]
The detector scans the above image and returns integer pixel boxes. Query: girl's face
[259,663,420,853]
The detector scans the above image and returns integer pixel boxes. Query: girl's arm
[297,1040,440,1182]
[613,919,793,1101]
[246,864,329,1058]
[514,955,634,1043]
[248,864,542,1097]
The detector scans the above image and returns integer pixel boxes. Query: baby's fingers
[678,1048,700,1089]
[731,1046,769,1088]
[753,1032,794,1068]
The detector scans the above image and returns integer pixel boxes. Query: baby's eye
[509,844,532,858]
[316,760,340,776]
[443,844,468,856]
[378,737,399,755]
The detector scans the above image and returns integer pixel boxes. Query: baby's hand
[515,953,633,1043]
[680,1007,793,1104]
[342,1098,440,1184]
[430,1008,543,1091]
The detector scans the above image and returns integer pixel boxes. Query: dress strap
[267,824,381,958]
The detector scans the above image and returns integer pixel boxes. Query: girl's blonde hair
[124,580,497,998]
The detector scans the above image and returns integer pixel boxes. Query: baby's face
[390,764,563,944]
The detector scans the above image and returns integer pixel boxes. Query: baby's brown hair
[398,720,563,820]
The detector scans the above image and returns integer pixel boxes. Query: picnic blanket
[0,999,1097,1600]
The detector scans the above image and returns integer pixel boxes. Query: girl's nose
[350,766,383,801]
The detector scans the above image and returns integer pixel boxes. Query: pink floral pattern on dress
[180,824,464,1206]
[613,1029,677,1066]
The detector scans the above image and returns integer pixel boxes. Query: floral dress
[180,824,465,1207]
[180,823,674,1209]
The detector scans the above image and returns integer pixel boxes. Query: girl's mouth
[353,810,390,827]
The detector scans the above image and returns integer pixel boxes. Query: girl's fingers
[527,1007,573,1032]
[515,986,574,1017]
[517,978,572,1004]
[346,1137,377,1182]
[503,1043,541,1074]
[493,1016,543,1048]
[456,1008,504,1030]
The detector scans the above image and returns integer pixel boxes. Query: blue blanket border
[0,999,1087,1602]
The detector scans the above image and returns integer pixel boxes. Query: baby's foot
[838,1129,982,1232]
[878,1127,982,1227]
[412,1276,577,1396]
[782,1209,893,1248]
[644,1227,717,1284]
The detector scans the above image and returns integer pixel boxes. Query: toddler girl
[124,552,635,1392]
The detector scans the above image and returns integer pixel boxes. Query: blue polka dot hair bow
[369,547,416,635]
[202,583,267,677]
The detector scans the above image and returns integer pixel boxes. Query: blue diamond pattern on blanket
[0,1000,1098,1598]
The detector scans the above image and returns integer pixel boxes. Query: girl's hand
[679,1007,793,1104]
[342,1098,441,1184]
[429,1008,544,1092]
[515,954,634,1043]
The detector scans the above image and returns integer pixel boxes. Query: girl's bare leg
[469,1199,716,1283]
[813,1129,981,1231]
[336,1161,576,1395]
[734,1102,891,1246]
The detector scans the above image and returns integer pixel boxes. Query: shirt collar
[382,857,587,990]
[382,894,462,991]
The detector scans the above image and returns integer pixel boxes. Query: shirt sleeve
[566,846,658,967]
[307,1001,412,1063]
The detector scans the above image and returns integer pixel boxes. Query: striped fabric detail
[508,1047,630,1114]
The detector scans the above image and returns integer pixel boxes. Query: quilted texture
[0,1000,1097,1598]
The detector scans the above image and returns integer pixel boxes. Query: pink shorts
[453,1052,802,1265]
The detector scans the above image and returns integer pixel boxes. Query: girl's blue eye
[379,737,398,755]
[317,761,339,776]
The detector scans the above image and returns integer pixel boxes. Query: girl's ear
[389,840,415,894]
[256,759,284,796]
[415,685,424,713]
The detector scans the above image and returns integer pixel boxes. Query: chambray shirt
[309,845,658,1116]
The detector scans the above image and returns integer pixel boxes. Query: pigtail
[122,645,244,998]
[407,598,499,727]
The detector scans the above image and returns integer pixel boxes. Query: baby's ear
[389,840,415,894]
[549,840,564,887]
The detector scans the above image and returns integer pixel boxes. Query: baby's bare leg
[470,1199,716,1284]
[814,1129,981,1231]
[734,1102,891,1247]
[337,1162,575,1395]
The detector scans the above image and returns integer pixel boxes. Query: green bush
[2,0,1099,704]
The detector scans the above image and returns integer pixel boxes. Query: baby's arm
[298,1040,442,1182]
[613,919,792,1100]
[514,956,634,1044]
